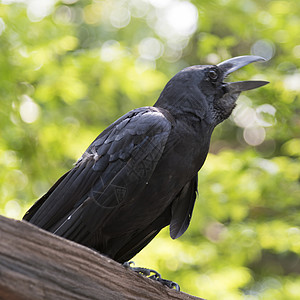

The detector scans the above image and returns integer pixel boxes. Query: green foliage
[0,0,299,299]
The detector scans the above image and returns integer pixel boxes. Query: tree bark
[0,215,204,300]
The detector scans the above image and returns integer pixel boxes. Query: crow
[23,56,268,265]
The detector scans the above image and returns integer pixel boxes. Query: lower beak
[226,80,269,92]
[217,55,269,92]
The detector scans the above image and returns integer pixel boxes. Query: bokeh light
[138,37,164,60]
[5,200,21,219]
[129,0,150,18]
[26,0,56,22]
[232,96,276,146]
[251,39,275,60]
[164,1,198,36]
[19,95,40,124]
[284,73,300,91]
[243,126,266,146]
[144,0,198,50]
[100,40,122,62]
[110,6,131,28]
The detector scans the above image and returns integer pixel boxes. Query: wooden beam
[0,215,204,300]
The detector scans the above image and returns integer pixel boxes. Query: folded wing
[23,107,173,248]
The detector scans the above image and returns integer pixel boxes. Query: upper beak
[217,55,269,92]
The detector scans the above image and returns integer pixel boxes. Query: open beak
[217,55,269,92]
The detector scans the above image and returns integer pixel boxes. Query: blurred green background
[0,0,299,299]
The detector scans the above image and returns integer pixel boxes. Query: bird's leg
[123,261,180,291]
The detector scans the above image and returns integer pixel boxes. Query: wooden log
[0,215,204,300]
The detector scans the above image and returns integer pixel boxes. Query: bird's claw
[123,261,159,277]
[157,277,180,290]
[123,261,135,268]
[149,273,180,291]
[123,261,180,291]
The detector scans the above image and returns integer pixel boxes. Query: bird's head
[155,55,269,126]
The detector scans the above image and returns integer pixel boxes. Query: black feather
[23,57,267,262]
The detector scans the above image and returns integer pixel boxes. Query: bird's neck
[154,99,215,133]
[154,84,216,126]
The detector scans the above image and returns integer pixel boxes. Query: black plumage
[23,56,268,263]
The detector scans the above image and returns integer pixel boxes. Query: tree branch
[0,215,204,300]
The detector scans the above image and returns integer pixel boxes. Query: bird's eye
[208,69,218,80]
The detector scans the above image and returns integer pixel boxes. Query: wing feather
[169,174,198,239]
[23,107,173,249]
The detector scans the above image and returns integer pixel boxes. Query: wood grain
[0,215,204,300]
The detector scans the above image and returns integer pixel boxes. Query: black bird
[23,56,268,264]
